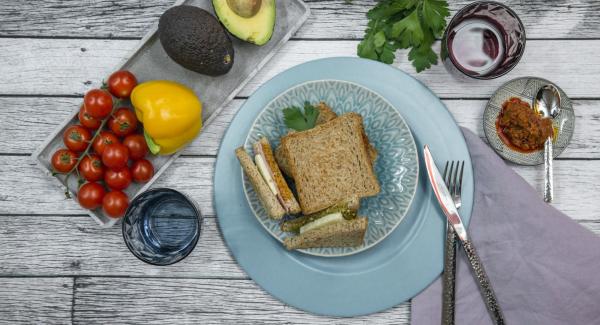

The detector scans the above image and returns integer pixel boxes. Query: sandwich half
[283,217,368,250]
[235,137,301,220]
[279,112,381,215]
[275,102,378,177]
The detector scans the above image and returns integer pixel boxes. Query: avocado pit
[226,0,262,18]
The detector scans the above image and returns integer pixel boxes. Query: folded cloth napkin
[412,128,600,325]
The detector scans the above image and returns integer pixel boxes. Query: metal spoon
[533,84,561,202]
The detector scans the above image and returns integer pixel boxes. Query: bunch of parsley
[357,0,450,72]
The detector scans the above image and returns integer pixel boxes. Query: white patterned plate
[484,77,575,165]
[241,80,419,257]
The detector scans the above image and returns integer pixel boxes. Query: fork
[441,161,464,325]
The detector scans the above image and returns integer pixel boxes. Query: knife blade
[423,145,505,325]
[423,145,467,242]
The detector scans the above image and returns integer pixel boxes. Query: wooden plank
[1,38,599,98]
[1,215,598,278]
[1,156,598,220]
[0,216,245,278]
[0,156,215,216]
[73,277,410,324]
[0,277,73,324]
[3,97,599,159]
[1,0,598,39]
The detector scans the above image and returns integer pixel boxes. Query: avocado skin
[159,6,234,76]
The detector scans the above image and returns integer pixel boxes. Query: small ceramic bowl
[484,77,575,165]
[122,188,202,265]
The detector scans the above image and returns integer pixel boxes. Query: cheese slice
[300,212,344,234]
[255,154,278,195]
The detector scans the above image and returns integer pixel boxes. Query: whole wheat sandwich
[278,112,381,215]
[235,102,380,250]
[275,102,377,176]
[235,137,301,220]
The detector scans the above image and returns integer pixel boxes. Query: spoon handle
[544,137,553,202]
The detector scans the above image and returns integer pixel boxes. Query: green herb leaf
[373,30,386,48]
[283,102,320,131]
[422,0,449,35]
[390,10,423,44]
[409,44,438,72]
[357,0,450,73]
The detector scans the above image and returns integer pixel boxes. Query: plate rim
[240,78,420,257]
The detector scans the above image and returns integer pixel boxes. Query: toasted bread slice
[275,103,377,177]
[274,145,291,177]
[252,137,301,215]
[235,147,286,220]
[283,217,368,250]
[315,101,338,125]
[281,113,380,215]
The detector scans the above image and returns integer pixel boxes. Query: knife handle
[462,240,505,325]
[441,223,457,325]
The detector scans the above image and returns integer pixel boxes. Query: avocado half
[159,6,234,76]
[212,0,276,46]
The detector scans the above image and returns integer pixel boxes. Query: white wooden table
[1,1,599,323]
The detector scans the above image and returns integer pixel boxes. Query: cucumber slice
[299,212,344,234]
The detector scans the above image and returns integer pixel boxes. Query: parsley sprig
[282,102,320,131]
[357,0,450,72]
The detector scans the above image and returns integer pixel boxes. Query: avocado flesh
[212,0,275,46]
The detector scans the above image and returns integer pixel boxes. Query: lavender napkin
[412,128,600,325]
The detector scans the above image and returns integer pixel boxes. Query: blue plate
[214,57,473,316]
[243,80,419,257]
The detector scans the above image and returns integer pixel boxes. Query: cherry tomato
[108,107,138,137]
[107,70,137,99]
[104,168,132,190]
[51,149,78,173]
[78,154,104,182]
[84,89,113,118]
[131,159,154,183]
[63,125,91,153]
[78,105,102,130]
[123,134,149,160]
[78,182,105,209]
[102,191,129,218]
[93,131,119,155]
[102,143,129,169]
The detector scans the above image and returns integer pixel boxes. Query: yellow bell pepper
[130,80,202,155]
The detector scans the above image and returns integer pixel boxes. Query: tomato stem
[61,98,122,198]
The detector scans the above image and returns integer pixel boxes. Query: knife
[423,145,505,325]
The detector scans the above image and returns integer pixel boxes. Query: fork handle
[462,240,505,325]
[441,223,457,325]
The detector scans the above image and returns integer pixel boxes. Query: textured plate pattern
[241,80,419,257]
[484,77,575,165]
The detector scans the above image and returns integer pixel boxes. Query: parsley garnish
[282,102,320,131]
[357,0,450,72]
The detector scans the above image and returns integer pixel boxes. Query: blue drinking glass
[122,188,201,265]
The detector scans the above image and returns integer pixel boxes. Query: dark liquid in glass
[447,18,504,77]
